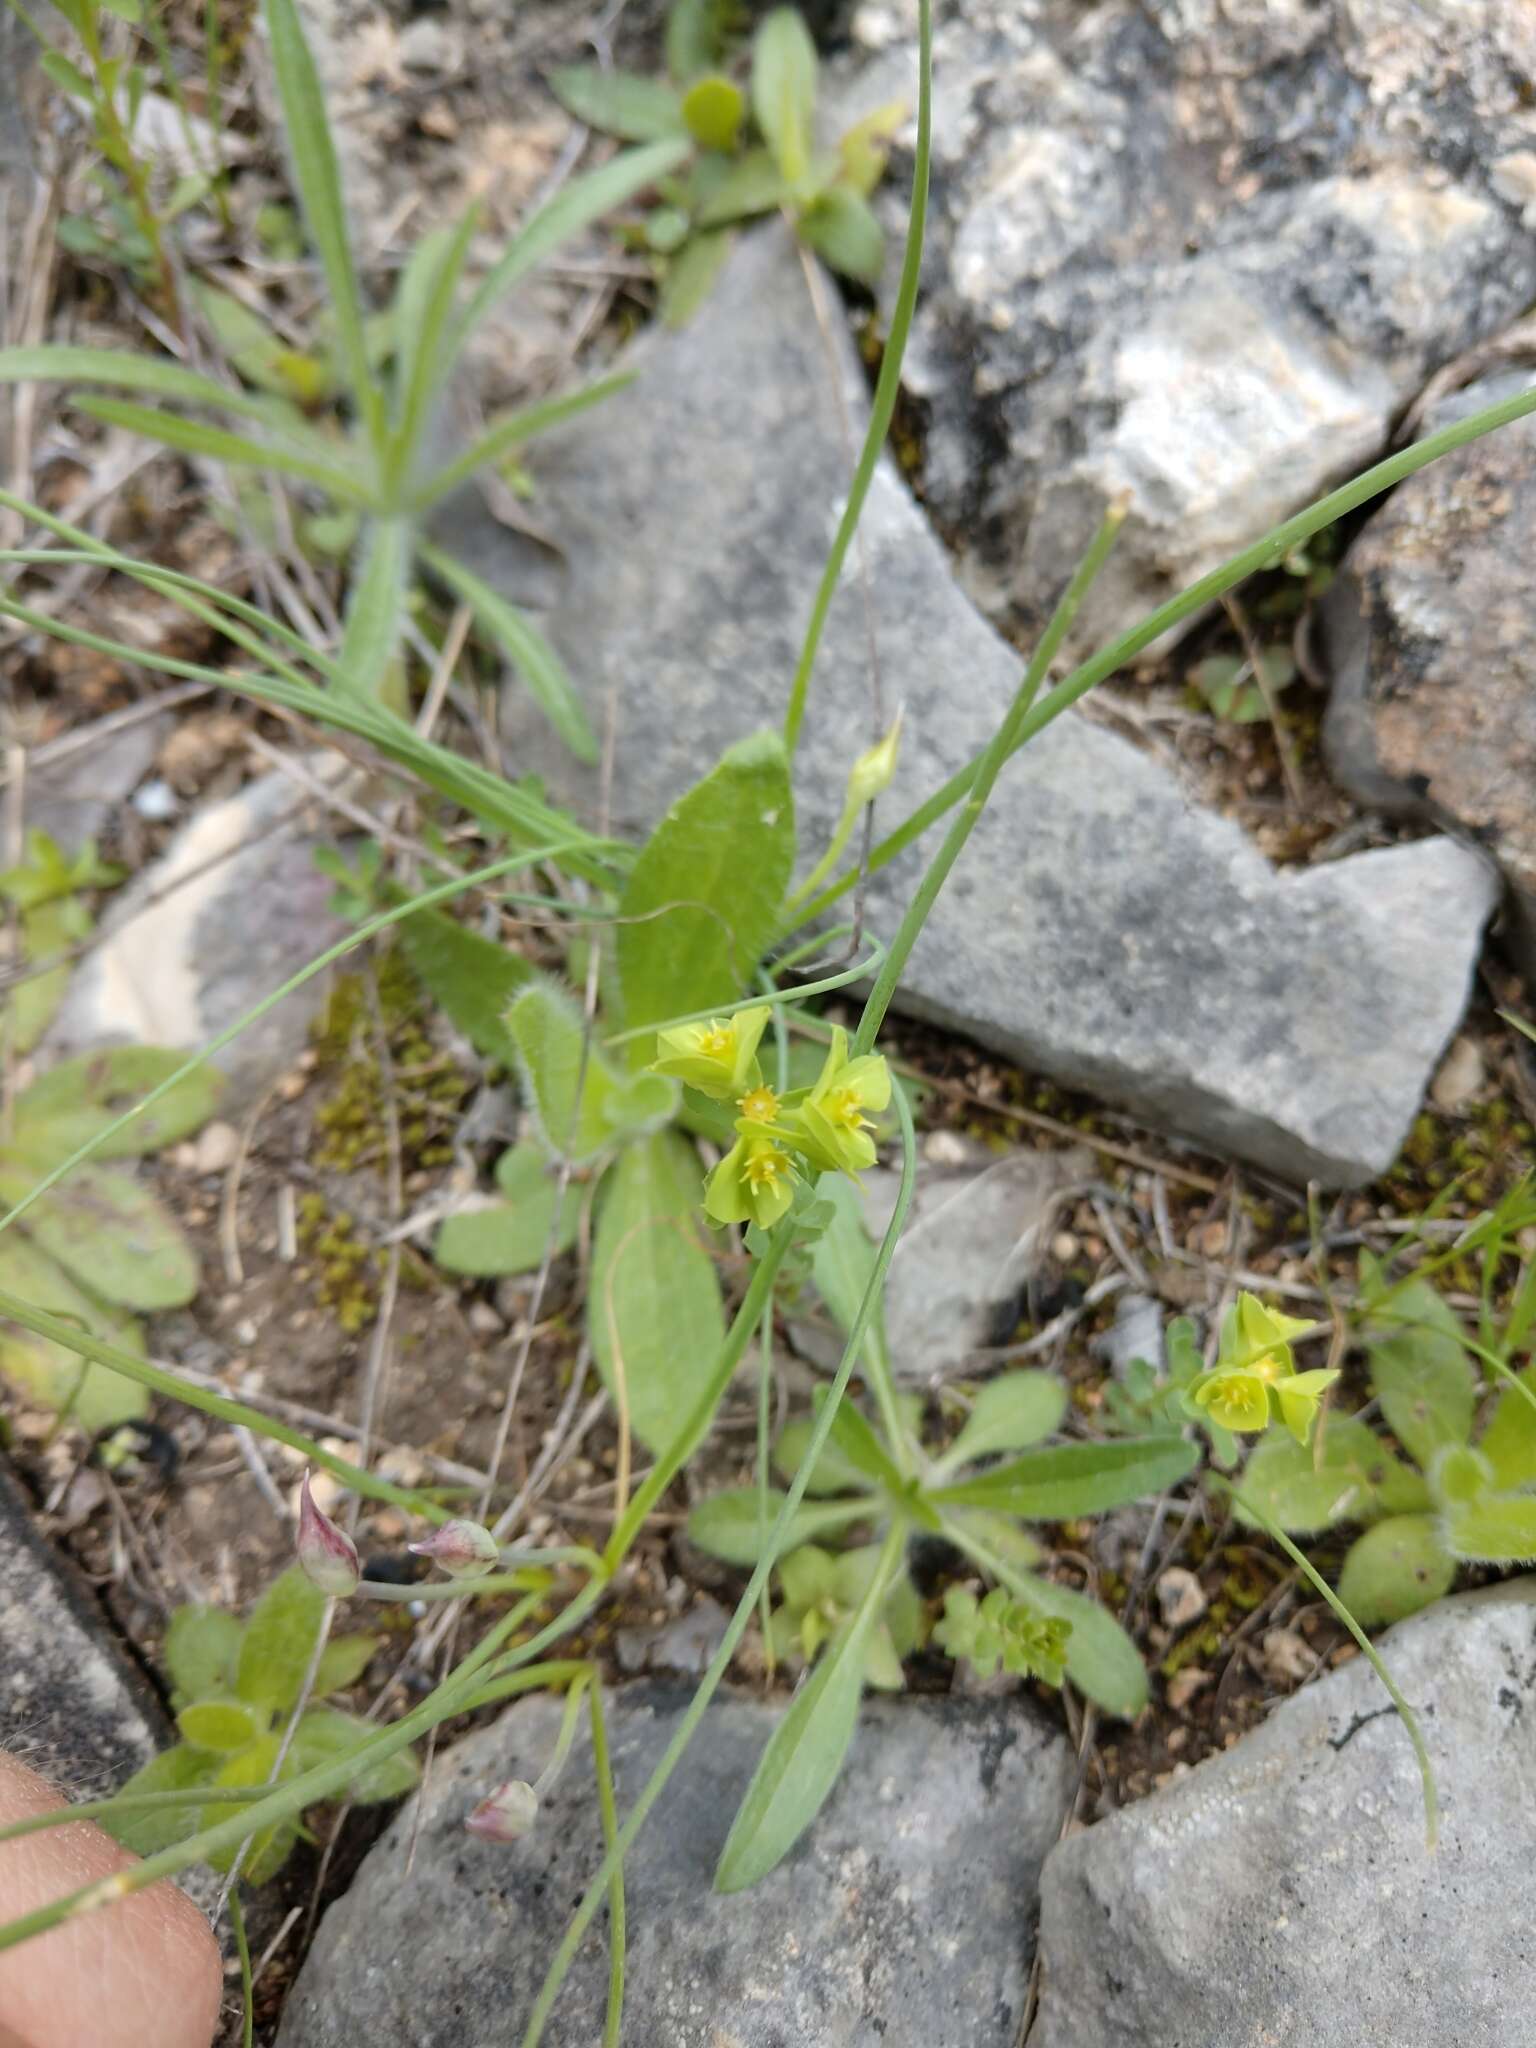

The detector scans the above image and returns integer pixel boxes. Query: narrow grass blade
[71,395,372,504]
[455,139,689,363]
[418,541,597,760]
[334,516,413,697]
[410,372,634,511]
[0,345,307,429]
[387,200,480,492]
[263,0,383,447]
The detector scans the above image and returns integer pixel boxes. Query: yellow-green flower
[788,1027,891,1175]
[1189,1293,1338,1444]
[652,1005,770,1100]
[704,1120,796,1229]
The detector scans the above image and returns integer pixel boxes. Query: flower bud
[296,1471,360,1597]
[465,1779,538,1842]
[407,1518,501,1578]
[845,709,903,812]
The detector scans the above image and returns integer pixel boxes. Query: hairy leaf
[177,1697,268,1754]
[1479,1365,1536,1491]
[394,904,532,1066]
[943,1371,1068,1470]
[615,728,794,1052]
[165,1605,242,1704]
[290,1705,420,1801]
[1233,1416,1428,1535]
[932,1435,1197,1519]
[435,1140,582,1277]
[0,1161,198,1311]
[0,1231,147,1430]
[101,1746,220,1857]
[589,1129,724,1455]
[509,978,676,1163]
[1337,1514,1455,1628]
[235,1567,326,1714]
[771,1417,871,1497]
[1365,1280,1476,1468]
[12,1046,221,1161]
[1443,1492,1536,1563]
[313,1632,383,1695]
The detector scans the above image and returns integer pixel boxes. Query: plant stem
[519,1086,919,2048]
[1218,1479,1438,1848]
[786,379,1536,934]
[851,501,1128,1057]
[588,1681,626,2048]
[781,0,932,756]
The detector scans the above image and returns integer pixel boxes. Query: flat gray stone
[276,1683,1072,2047]
[456,225,1496,1186]
[839,0,1536,656]
[25,716,169,853]
[43,765,350,1109]
[0,1453,168,1792]
[1033,1581,1536,2048]
[1322,372,1536,976]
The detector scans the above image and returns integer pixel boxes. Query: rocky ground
[3,0,1536,2043]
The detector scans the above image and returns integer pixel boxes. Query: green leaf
[805,1171,890,1374]
[589,1129,725,1456]
[682,74,744,151]
[1478,1365,1536,1490]
[177,1697,268,1753]
[1365,1280,1477,1468]
[313,1632,383,1695]
[0,1232,147,1430]
[659,227,734,327]
[235,1566,326,1714]
[811,1385,905,1496]
[1336,1515,1455,1628]
[615,728,794,1050]
[687,1486,873,1567]
[1018,1575,1147,1716]
[263,0,379,442]
[943,1372,1069,1470]
[750,7,817,188]
[458,140,690,355]
[508,978,676,1163]
[931,1436,1197,1519]
[11,898,89,1054]
[666,0,727,80]
[797,187,884,285]
[1233,1417,1428,1535]
[417,543,596,761]
[939,1507,1043,1572]
[69,395,372,505]
[394,904,532,1066]
[715,1553,890,1890]
[101,1746,220,1858]
[40,50,93,100]
[189,280,333,406]
[290,1705,420,1801]
[165,1605,242,1703]
[0,1162,198,1311]
[412,371,633,510]
[11,1047,221,1161]
[695,148,787,226]
[548,66,684,141]
[435,1141,582,1277]
[772,1417,873,1498]
[0,343,317,430]
[206,1736,300,1881]
[1443,1492,1536,1563]
[335,518,413,699]
[388,201,479,486]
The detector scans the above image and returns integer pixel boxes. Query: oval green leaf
[1336,1514,1455,1628]
[687,1486,873,1567]
[932,1435,1197,1519]
[943,1371,1069,1470]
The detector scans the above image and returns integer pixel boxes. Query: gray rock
[1322,372,1536,976]
[838,0,1536,657]
[0,1452,168,1791]
[1033,1580,1536,2048]
[25,717,169,853]
[277,1683,1072,2048]
[465,225,1497,1186]
[42,765,350,1108]
[834,1144,1092,1385]
[614,1594,732,1676]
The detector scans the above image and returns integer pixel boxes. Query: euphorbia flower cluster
[652,1007,892,1228]
[1188,1295,1338,1445]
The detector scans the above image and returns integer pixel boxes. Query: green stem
[601,941,886,1049]
[1218,1478,1438,1848]
[0,1785,269,1849]
[520,1085,919,2048]
[780,0,932,756]
[851,502,1127,1057]
[230,1889,255,2048]
[786,380,1536,935]
[588,1681,626,2048]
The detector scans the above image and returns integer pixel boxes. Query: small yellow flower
[704,1120,796,1229]
[788,1027,891,1175]
[652,1004,770,1100]
[738,1083,780,1124]
[1189,1293,1337,1443]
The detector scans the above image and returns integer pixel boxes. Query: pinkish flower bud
[407,1518,500,1578]
[465,1779,538,1842]
[297,1471,360,1597]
